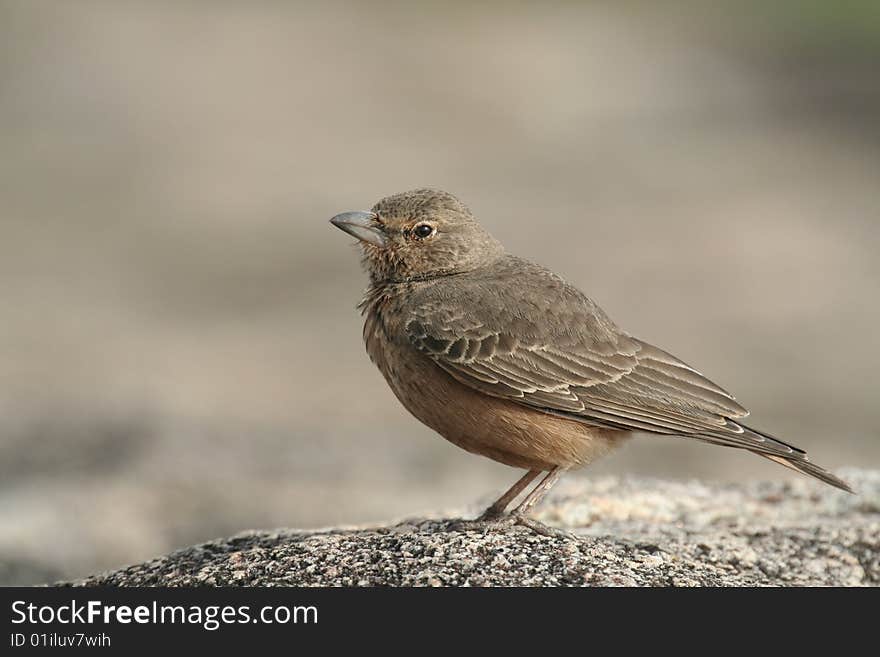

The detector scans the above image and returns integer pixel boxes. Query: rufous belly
[366,331,626,471]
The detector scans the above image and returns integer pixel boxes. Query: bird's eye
[412,223,435,239]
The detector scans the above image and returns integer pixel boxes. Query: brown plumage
[330,188,852,526]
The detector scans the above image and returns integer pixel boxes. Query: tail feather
[736,423,853,493]
[759,453,853,493]
[696,422,854,493]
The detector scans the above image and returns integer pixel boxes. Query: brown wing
[404,258,851,491]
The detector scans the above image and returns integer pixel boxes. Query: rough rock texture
[73,469,878,587]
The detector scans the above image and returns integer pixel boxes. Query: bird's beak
[329,211,387,248]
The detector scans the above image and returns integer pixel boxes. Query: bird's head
[330,188,504,283]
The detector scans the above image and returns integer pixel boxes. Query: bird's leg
[453,466,572,538]
[512,466,565,517]
[508,466,572,538]
[477,469,541,520]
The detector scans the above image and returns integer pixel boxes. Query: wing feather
[400,256,850,491]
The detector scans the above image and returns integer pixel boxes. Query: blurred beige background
[1,0,878,584]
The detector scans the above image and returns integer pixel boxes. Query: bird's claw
[513,516,575,539]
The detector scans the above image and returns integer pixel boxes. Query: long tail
[759,453,853,493]
[692,422,854,493]
[740,424,853,493]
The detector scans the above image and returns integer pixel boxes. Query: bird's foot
[512,515,575,539]
[450,514,574,539]
[476,504,506,522]
[447,517,499,532]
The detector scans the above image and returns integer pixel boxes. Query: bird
[330,188,852,533]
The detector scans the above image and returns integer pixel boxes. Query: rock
[70,469,879,587]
